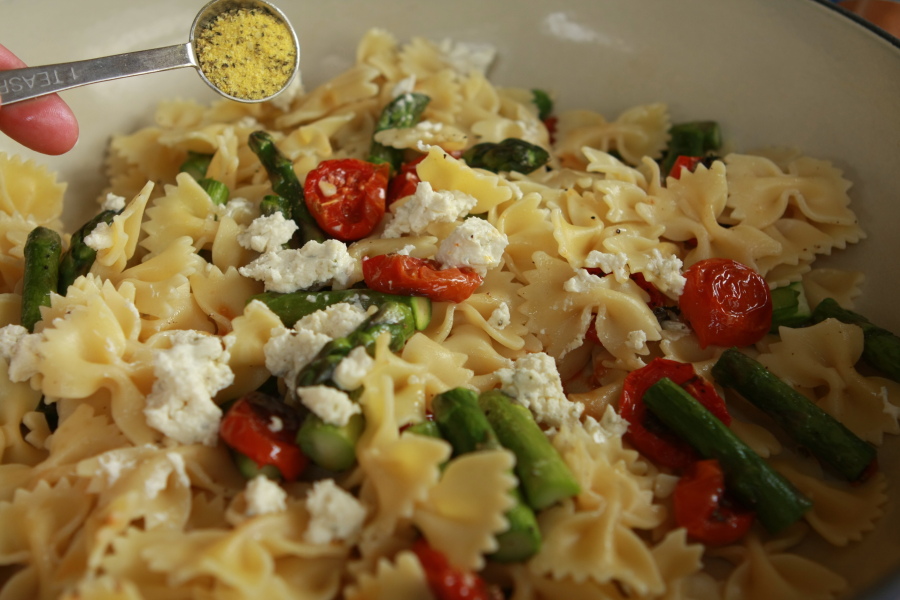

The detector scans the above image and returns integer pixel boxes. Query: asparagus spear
[404,419,442,439]
[248,131,327,244]
[259,194,292,219]
[296,413,365,472]
[461,138,550,174]
[644,377,812,533]
[711,347,877,481]
[811,297,900,383]
[432,387,542,563]
[478,390,581,511]
[531,89,553,121]
[660,120,722,177]
[22,226,62,333]
[368,92,431,173]
[179,150,214,181]
[294,302,417,470]
[58,209,118,294]
[250,289,431,330]
[197,178,230,206]
[295,301,417,388]
[769,281,812,332]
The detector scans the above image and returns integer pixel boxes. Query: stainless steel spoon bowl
[0,0,300,105]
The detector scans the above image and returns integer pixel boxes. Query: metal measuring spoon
[0,0,299,105]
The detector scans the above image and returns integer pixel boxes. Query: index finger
[0,43,79,155]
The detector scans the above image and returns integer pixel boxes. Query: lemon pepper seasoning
[195,7,296,101]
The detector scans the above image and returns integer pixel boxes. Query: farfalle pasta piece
[87,181,153,280]
[494,191,559,279]
[37,279,158,444]
[555,103,670,166]
[725,154,857,229]
[111,236,213,338]
[719,533,846,600]
[521,253,661,368]
[416,146,514,214]
[412,449,516,571]
[346,550,434,600]
[530,498,665,596]
[0,212,34,294]
[772,459,887,546]
[219,299,283,401]
[0,477,93,599]
[141,173,224,259]
[802,268,864,310]
[190,265,264,335]
[757,319,900,444]
[647,163,783,270]
[276,64,381,129]
[0,153,66,225]
[0,355,44,466]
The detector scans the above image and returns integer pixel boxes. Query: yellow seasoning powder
[195,7,296,101]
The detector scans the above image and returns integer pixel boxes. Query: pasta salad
[0,28,895,600]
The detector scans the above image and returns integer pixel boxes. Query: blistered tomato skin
[362,254,483,303]
[679,258,772,348]
[304,158,389,241]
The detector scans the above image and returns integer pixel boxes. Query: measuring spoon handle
[0,43,194,105]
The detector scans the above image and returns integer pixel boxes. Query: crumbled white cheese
[382,181,477,238]
[296,385,362,427]
[239,239,360,293]
[626,329,648,351]
[144,452,190,499]
[585,250,629,283]
[97,449,138,485]
[438,39,497,75]
[582,405,629,446]
[332,346,375,391]
[304,479,367,545]
[395,244,417,256]
[488,302,511,330]
[391,75,417,98]
[496,352,584,429]
[645,249,686,296]
[563,269,604,294]
[101,192,127,212]
[217,197,255,222]
[0,324,42,382]
[263,302,369,389]
[436,218,508,276]
[245,475,288,516]
[83,221,114,251]
[237,212,298,253]
[143,330,234,446]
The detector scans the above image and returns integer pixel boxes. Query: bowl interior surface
[1,0,899,596]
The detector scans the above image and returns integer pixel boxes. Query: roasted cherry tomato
[412,538,493,600]
[219,392,308,481]
[303,158,389,241]
[667,155,704,180]
[362,254,483,303]
[679,258,772,348]
[673,459,755,546]
[387,155,426,205]
[620,358,731,471]
[543,116,558,145]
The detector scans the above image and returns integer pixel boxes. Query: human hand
[0,43,79,155]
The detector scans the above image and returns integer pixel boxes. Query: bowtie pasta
[0,28,894,600]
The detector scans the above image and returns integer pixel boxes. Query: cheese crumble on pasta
[0,28,892,600]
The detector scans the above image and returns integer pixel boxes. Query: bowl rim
[810,0,900,47]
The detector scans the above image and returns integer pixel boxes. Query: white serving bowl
[1,0,898,597]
